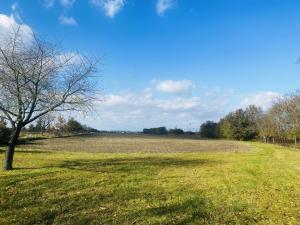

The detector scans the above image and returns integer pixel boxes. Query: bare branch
[0,26,100,128]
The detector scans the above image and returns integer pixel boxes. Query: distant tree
[156,127,168,135]
[268,92,300,145]
[143,127,168,135]
[169,128,184,135]
[218,105,261,141]
[36,114,54,135]
[200,121,218,138]
[28,124,35,132]
[214,91,300,145]
[65,118,83,133]
[185,131,196,135]
[0,29,99,170]
[82,125,99,133]
[258,112,276,143]
[218,116,233,139]
[55,115,67,135]
[231,109,249,140]
[244,105,262,140]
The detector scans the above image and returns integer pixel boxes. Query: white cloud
[81,84,234,131]
[81,84,285,131]
[82,89,283,131]
[59,15,78,26]
[43,0,75,8]
[0,13,33,44]
[156,0,175,16]
[59,0,76,7]
[240,92,281,110]
[90,0,125,18]
[43,0,55,8]
[154,80,195,95]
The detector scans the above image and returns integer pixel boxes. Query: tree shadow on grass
[132,197,212,225]
[55,157,223,174]
[0,156,261,225]
[17,136,49,145]
[16,135,78,146]
[0,149,51,154]
[128,197,259,225]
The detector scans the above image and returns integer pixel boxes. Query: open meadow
[0,134,300,225]
[1,1,300,224]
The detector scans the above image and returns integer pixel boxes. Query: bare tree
[270,92,300,145]
[54,114,67,135]
[35,113,55,135]
[0,28,99,170]
[258,111,277,143]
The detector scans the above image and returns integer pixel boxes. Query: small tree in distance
[0,28,99,170]
[200,121,218,139]
[169,128,184,135]
[55,115,67,135]
[65,118,83,133]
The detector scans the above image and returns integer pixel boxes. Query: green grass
[0,136,300,224]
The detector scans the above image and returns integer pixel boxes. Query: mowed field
[0,135,300,225]
[18,134,252,153]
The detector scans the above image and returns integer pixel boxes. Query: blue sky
[1,0,300,130]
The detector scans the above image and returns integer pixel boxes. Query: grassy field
[19,134,252,153]
[0,135,300,224]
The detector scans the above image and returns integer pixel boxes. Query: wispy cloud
[43,0,55,8]
[59,15,78,26]
[90,0,125,18]
[11,2,22,22]
[80,81,235,131]
[154,80,195,95]
[90,92,227,131]
[11,2,18,12]
[240,92,281,110]
[59,0,76,7]
[156,0,175,16]
[70,79,281,131]
[43,0,76,8]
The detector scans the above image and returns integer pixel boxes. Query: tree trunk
[294,136,297,147]
[272,137,275,144]
[263,136,266,143]
[3,125,22,170]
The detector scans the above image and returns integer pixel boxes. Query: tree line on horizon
[25,115,99,136]
[0,114,99,145]
[143,127,188,135]
[200,91,300,145]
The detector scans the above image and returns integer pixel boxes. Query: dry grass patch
[18,134,252,153]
